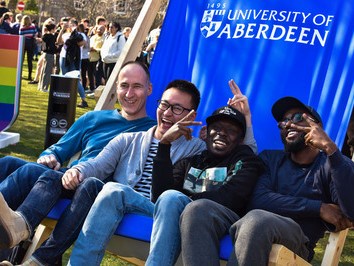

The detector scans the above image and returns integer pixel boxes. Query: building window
[74,0,86,10]
[114,0,127,14]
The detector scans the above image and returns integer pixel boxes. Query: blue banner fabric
[147,0,354,152]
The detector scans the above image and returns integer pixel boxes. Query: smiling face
[116,63,152,120]
[206,118,243,157]
[280,108,308,152]
[154,88,195,140]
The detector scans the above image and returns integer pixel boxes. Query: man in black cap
[146,105,264,266]
[225,96,354,265]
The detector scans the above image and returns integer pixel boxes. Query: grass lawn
[1,60,353,265]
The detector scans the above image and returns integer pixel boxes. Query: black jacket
[65,30,83,69]
[152,143,264,216]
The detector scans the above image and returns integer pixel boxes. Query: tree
[26,0,39,12]
[50,0,169,28]
[8,0,18,12]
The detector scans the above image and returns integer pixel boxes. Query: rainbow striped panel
[0,34,24,132]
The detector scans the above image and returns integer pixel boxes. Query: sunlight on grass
[62,246,132,265]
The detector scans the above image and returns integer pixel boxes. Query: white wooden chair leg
[22,219,56,262]
[321,229,349,266]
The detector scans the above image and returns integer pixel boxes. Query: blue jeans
[68,182,154,265]
[30,176,105,265]
[0,156,28,182]
[146,190,191,266]
[0,157,55,210]
[59,56,86,99]
[17,169,66,234]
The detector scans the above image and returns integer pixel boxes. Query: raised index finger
[228,79,241,96]
[179,110,196,123]
[302,113,318,127]
[178,120,203,127]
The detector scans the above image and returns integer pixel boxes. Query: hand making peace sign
[160,110,202,145]
[290,113,337,155]
[227,79,251,118]
[199,79,251,141]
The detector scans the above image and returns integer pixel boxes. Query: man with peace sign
[226,96,354,265]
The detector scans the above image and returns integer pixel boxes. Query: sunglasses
[277,113,304,129]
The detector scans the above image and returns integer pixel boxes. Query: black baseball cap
[206,106,246,137]
[272,96,322,124]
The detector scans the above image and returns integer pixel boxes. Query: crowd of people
[1,2,354,265]
[0,7,160,108]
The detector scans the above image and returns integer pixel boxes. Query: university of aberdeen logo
[200,8,226,38]
[199,2,332,47]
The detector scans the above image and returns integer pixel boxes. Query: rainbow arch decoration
[0,34,24,132]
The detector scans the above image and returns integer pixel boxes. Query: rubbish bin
[44,75,78,149]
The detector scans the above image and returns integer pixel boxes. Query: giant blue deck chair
[147,0,354,152]
[0,34,23,148]
[27,0,353,264]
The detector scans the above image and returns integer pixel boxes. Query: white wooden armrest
[269,244,310,266]
[269,229,349,266]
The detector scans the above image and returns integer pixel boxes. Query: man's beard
[281,132,307,153]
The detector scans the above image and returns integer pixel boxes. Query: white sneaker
[0,193,29,248]
[87,92,95,99]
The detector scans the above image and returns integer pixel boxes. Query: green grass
[313,232,354,265]
[1,60,354,265]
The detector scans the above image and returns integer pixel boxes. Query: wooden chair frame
[25,218,349,266]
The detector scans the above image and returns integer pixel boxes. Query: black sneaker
[28,80,39,84]
[77,101,88,108]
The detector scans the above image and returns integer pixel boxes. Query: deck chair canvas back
[24,0,354,264]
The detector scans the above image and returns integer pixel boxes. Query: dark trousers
[95,59,104,88]
[23,38,35,79]
[88,61,98,91]
[81,58,90,89]
[103,62,116,82]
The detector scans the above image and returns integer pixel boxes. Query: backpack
[117,34,122,43]
[105,33,122,43]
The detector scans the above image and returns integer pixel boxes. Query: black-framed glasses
[157,100,192,115]
[277,112,304,129]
